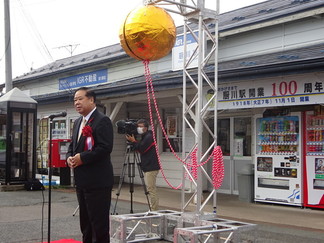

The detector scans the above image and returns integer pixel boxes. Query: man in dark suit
[67,87,114,243]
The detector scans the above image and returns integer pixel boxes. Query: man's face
[73,90,95,116]
[137,123,148,133]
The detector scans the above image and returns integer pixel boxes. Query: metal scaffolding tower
[146,0,219,215]
[111,3,257,242]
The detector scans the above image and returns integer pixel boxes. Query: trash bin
[238,164,254,202]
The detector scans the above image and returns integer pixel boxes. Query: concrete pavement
[114,184,324,232]
[0,184,323,242]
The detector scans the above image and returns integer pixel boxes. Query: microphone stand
[47,117,54,243]
[43,112,66,242]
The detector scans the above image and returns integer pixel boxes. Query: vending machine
[254,113,303,206]
[303,111,324,208]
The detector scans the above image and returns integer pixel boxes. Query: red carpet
[41,240,81,243]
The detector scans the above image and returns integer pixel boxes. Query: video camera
[116,119,138,135]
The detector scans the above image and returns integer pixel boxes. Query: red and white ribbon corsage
[82,125,94,151]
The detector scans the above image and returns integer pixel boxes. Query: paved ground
[0,185,323,242]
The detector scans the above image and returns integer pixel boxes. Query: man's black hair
[137,119,149,128]
[75,87,96,103]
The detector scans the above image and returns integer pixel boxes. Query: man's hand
[67,154,83,168]
[67,156,73,168]
[126,134,136,143]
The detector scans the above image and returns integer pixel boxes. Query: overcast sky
[0,0,267,85]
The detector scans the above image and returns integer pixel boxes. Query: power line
[17,0,54,63]
[53,44,80,57]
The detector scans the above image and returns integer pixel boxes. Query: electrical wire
[11,7,30,71]
[16,0,54,64]
[0,38,11,65]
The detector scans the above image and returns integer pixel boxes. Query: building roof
[219,0,324,32]
[12,0,324,83]
[0,87,37,104]
[32,42,324,105]
[219,42,324,80]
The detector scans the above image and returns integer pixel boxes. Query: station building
[4,0,324,207]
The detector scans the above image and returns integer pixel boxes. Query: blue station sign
[59,69,108,90]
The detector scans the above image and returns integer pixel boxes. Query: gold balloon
[119,5,176,61]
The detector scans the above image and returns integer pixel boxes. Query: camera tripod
[112,143,151,214]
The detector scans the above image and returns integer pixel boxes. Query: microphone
[44,112,67,119]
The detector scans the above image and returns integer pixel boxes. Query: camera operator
[126,119,160,211]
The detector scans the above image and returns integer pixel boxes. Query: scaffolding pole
[146,0,219,215]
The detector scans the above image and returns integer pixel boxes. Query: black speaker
[24,178,45,191]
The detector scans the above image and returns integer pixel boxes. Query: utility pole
[4,0,13,92]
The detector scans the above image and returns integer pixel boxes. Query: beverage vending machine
[303,111,324,208]
[254,113,303,206]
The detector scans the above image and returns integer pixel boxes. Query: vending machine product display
[303,111,324,208]
[254,114,302,206]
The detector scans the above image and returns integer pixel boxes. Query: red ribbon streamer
[143,60,224,190]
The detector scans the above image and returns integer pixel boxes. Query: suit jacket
[67,109,114,189]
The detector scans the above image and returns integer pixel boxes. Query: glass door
[8,110,35,182]
[233,117,252,194]
[215,117,252,194]
[217,118,231,193]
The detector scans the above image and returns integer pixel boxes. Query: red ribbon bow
[82,125,93,137]
[81,118,94,150]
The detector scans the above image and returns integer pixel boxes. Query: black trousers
[76,186,112,243]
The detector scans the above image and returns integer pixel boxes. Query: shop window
[217,118,251,156]
[52,120,67,139]
[217,119,230,156]
[234,117,251,156]
[70,119,75,139]
[0,114,6,179]
[163,114,182,152]
[37,119,49,173]
[37,119,67,175]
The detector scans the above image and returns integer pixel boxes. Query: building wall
[17,9,324,192]
[219,16,324,61]
[18,15,324,98]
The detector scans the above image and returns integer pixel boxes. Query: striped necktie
[78,117,86,141]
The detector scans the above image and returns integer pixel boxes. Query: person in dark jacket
[66,87,114,243]
[126,119,160,211]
